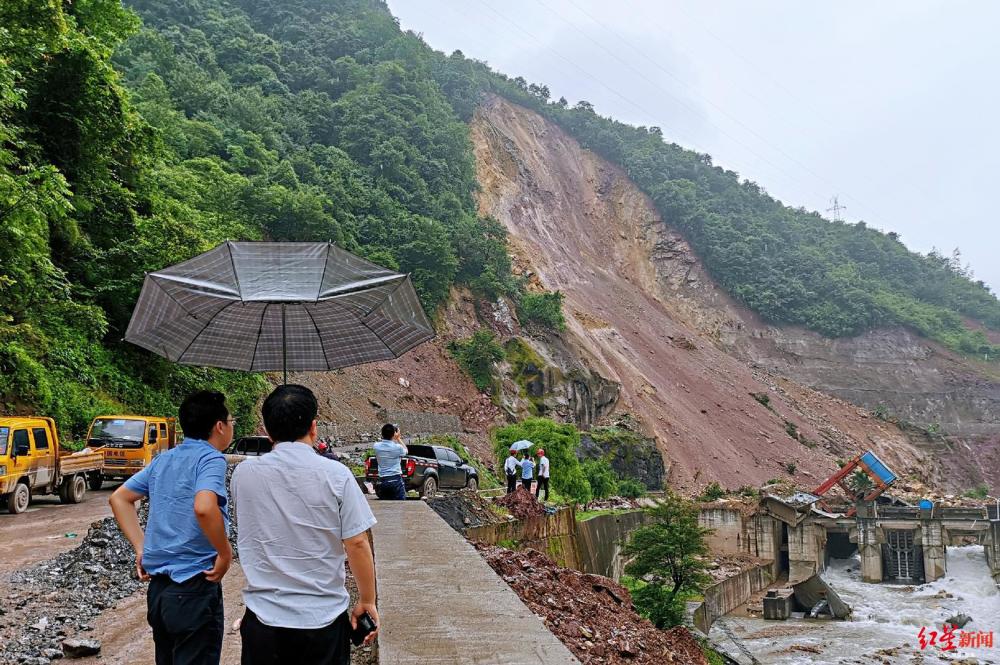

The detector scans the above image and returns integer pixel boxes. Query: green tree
[623,491,712,628]
[518,290,566,331]
[492,418,592,504]
[582,458,618,500]
[448,329,504,393]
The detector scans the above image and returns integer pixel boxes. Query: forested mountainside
[0,0,514,436]
[1,0,997,441]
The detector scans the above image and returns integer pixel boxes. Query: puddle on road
[711,546,1000,664]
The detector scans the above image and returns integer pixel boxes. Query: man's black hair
[381,423,399,440]
[263,384,318,443]
[179,391,229,441]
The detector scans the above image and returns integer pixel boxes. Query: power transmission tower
[827,195,847,221]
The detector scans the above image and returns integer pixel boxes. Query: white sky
[387,0,1000,292]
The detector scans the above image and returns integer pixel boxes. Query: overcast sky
[387,0,999,292]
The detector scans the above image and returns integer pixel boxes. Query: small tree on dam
[623,490,712,628]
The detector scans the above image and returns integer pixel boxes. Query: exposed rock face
[470,94,930,492]
[579,424,665,491]
[501,335,620,428]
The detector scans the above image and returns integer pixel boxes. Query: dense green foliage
[617,478,646,499]
[624,491,712,628]
[0,0,268,438]
[448,329,504,393]
[581,458,618,500]
[517,290,566,331]
[0,0,518,436]
[492,417,592,504]
[427,54,1000,356]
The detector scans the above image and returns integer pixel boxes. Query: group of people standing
[109,385,378,665]
[504,448,550,501]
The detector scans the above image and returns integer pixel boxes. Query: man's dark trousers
[147,574,224,665]
[506,472,517,494]
[240,608,351,665]
[375,474,406,500]
[535,476,549,501]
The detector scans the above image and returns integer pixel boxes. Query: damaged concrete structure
[700,497,1000,586]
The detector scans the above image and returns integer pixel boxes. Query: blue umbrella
[510,440,533,451]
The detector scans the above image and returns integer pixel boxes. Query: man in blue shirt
[110,391,235,665]
[520,452,535,492]
[373,423,407,500]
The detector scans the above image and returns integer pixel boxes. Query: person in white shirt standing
[535,449,550,502]
[231,385,378,664]
[503,448,520,494]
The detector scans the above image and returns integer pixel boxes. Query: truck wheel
[466,477,479,492]
[66,475,86,504]
[421,476,438,498]
[8,482,30,514]
[88,473,103,491]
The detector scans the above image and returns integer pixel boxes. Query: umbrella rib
[318,273,405,302]
[248,303,269,372]
[176,300,241,365]
[303,306,332,371]
[148,274,199,321]
[226,241,242,300]
[316,242,332,302]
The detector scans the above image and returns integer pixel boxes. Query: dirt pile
[493,487,546,520]
[427,489,510,531]
[477,545,708,664]
[0,515,142,664]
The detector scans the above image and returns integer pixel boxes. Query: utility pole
[827,195,847,222]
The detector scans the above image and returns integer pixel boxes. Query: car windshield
[90,419,146,448]
[0,427,8,457]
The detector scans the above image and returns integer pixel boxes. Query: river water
[710,546,1000,664]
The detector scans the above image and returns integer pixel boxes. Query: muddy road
[0,486,116,578]
[77,565,247,665]
[0,485,247,664]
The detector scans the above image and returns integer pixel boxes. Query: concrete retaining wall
[465,507,580,569]
[575,510,650,579]
[699,507,748,555]
[693,563,774,635]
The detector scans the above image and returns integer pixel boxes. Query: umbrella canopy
[125,241,434,382]
[510,440,533,451]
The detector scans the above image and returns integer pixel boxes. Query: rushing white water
[710,546,1000,664]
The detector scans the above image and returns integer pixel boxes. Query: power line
[548,0,882,220]
[616,0,932,227]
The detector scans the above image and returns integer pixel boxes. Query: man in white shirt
[503,448,520,494]
[231,385,378,664]
[535,448,550,501]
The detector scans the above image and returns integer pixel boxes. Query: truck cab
[0,417,104,514]
[87,415,176,487]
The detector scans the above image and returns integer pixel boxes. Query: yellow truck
[0,416,105,514]
[86,415,176,487]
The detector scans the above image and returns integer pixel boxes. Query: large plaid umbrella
[125,241,434,384]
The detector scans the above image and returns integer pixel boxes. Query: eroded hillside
[471,95,931,492]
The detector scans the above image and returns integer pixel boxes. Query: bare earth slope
[471,95,927,492]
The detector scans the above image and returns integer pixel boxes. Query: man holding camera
[232,384,378,664]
